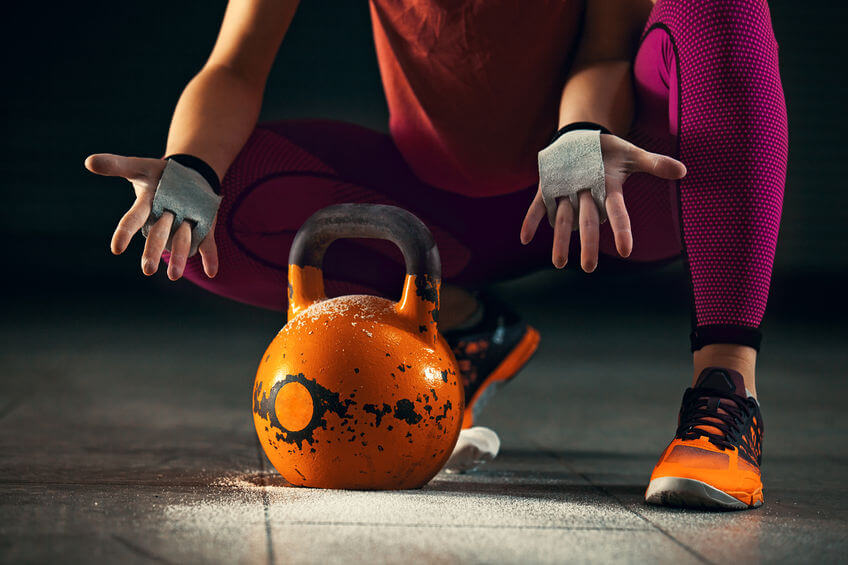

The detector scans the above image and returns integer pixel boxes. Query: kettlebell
[253,204,463,489]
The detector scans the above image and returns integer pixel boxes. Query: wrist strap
[551,121,611,144]
[166,154,222,195]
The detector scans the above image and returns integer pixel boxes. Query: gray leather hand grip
[538,129,607,227]
[142,159,222,256]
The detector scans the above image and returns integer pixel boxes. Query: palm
[601,135,661,190]
[85,153,218,280]
[128,173,158,202]
[520,133,687,272]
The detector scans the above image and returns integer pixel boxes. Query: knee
[657,0,776,45]
[660,0,770,16]
[711,0,771,17]
[711,0,775,40]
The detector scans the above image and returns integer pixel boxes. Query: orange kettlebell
[252,204,463,489]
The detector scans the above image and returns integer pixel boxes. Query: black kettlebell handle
[287,205,442,338]
[289,204,441,280]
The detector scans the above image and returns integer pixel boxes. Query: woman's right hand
[85,154,219,281]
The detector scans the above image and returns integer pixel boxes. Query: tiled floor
[2,273,846,563]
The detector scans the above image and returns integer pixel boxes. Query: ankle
[693,344,758,398]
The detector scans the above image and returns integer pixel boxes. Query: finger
[85,153,159,181]
[167,221,192,281]
[520,189,547,245]
[604,187,632,258]
[578,191,599,273]
[199,225,219,279]
[551,198,574,269]
[141,213,173,275]
[630,146,687,180]
[111,198,152,254]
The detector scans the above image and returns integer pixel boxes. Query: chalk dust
[212,472,293,493]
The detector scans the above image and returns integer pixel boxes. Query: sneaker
[645,367,764,510]
[442,294,540,429]
[443,426,501,473]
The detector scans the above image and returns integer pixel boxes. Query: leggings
[177,0,787,352]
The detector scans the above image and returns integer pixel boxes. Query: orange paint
[253,265,463,490]
[274,382,314,432]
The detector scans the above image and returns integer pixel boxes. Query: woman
[86,0,787,510]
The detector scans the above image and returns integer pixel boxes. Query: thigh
[181,120,551,310]
[264,121,555,286]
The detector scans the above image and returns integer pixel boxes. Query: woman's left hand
[520,133,687,272]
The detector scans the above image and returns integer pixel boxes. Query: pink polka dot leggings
[179,0,787,352]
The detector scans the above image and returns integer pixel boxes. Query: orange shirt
[370,0,583,196]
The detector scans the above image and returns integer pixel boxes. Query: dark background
[1,0,845,325]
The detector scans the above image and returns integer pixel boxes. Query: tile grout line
[576,471,714,565]
[112,534,175,564]
[268,521,651,531]
[533,442,713,565]
[0,395,27,423]
[0,480,225,488]
[1,367,63,425]
[254,437,275,565]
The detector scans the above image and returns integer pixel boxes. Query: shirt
[370,0,583,196]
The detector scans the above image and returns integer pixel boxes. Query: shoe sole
[462,326,541,428]
[645,476,763,511]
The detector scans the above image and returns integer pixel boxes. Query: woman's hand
[85,154,219,280]
[520,134,686,272]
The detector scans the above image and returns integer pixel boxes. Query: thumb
[631,146,687,180]
[85,153,158,181]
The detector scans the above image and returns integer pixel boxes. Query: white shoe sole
[645,476,761,510]
[442,427,500,474]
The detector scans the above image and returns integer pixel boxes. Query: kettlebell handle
[287,204,442,341]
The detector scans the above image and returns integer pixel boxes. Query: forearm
[557,0,652,136]
[164,64,264,181]
[163,0,299,180]
[558,61,633,135]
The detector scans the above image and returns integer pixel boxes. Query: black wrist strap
[551,121,612,144]
[165,154,222,195]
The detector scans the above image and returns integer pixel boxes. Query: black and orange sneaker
[645,367,764,510]
[442,294,540,429]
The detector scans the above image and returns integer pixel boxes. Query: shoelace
[677,388,757,451]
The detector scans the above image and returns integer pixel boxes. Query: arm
[166,0,300,179]
[558,0,652,135]
[86,0,299,280]
[521,0,685,272]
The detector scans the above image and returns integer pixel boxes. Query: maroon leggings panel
[177,0,787,352]
[180,121,558,311]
